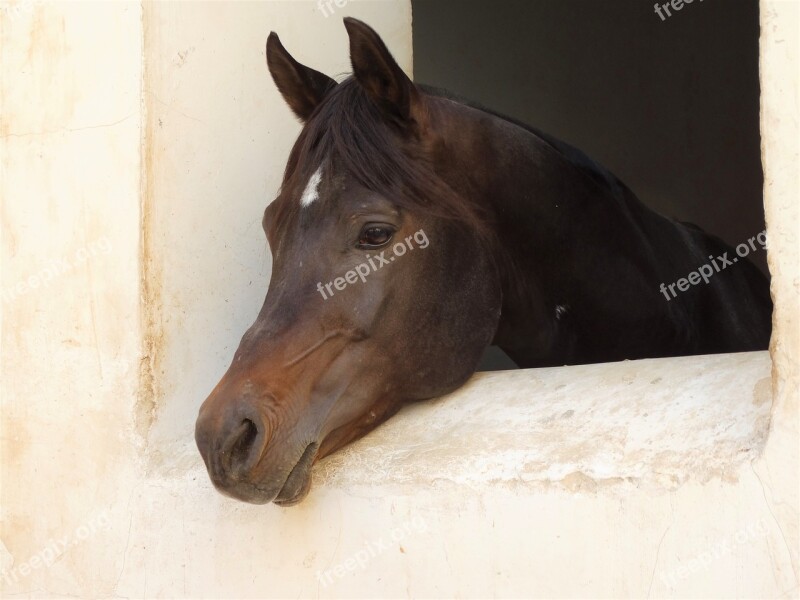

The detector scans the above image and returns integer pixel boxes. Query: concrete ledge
[318,352,772,494]
[107,351,795,599]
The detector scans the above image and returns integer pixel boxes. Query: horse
[195,18,772,505]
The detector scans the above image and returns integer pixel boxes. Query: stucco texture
[1,1,797,598]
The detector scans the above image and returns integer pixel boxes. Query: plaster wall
[0,1,797,598]
[1,1,145,595]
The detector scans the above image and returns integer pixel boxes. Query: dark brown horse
[195,18,771,505]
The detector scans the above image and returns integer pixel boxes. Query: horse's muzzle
[194,393,315,505]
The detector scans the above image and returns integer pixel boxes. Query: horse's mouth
[273,442,318,506]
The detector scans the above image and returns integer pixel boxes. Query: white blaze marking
[300,166,323,207]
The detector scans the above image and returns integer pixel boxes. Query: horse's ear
[343,17,420,129]
[266,32,337,122]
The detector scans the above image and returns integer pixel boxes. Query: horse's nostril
[224,418,261,479]
[232,418,258,457]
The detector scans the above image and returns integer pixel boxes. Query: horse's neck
[448,106,673,366]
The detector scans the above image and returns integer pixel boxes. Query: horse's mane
[272,77,491,240]
[419,84,627,200]
[271,77,626,246]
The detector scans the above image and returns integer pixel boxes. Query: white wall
[1,1,797,598]
[1,0,144,594]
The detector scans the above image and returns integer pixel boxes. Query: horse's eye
[358,226,393,248]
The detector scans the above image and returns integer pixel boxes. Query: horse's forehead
[299,165,323,207]
[295,162,357,214]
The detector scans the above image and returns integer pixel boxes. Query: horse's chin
[272,442,318,506]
